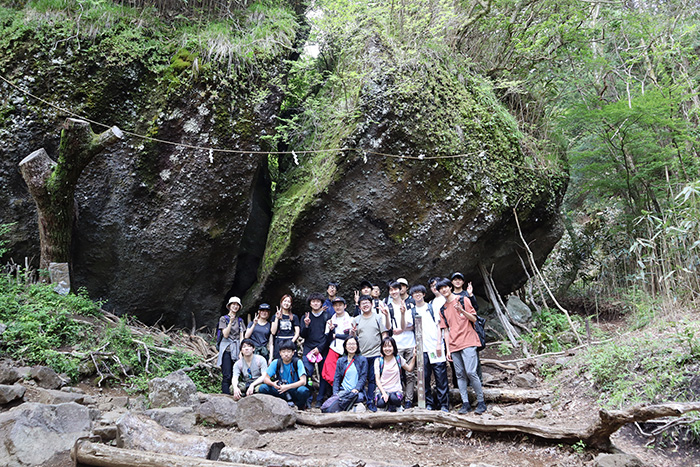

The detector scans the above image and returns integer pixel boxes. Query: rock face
[0,11,283,327]
[0,402,91,467]
[252,38,567,305]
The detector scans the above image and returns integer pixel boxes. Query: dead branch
[296,402,700,452]
[512,207,582,345]
[479,263,523,352]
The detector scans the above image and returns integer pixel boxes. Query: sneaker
[440,406,449,413]
[397,405,405,412]
[458,403,471,414]
[474,402,487,415]
[426,405,434,411]
[367,403,377,413]
[404,401,413,409]
[288,401,296,408]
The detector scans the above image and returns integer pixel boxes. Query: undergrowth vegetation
[0,264,219,393]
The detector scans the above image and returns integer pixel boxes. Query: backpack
[439,297,486,352]
[216,316,243,351]
[378,355,403,377]
[274,356,300,384]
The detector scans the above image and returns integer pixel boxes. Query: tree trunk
[19,119,122,273]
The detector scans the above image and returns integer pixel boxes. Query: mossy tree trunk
[19,118,123,278]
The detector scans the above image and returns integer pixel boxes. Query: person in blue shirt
[332,336,368,410]
[258,339,310,409]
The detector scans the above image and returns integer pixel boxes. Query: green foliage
[524,308,582,354]
[497,342,513,356]
[578,319,700,408]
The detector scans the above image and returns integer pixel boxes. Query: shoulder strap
[426,303,435,321]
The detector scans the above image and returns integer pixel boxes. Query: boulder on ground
[506,296,533,325]
[30,366,64,389]
[117,412,221,459]
[26,387,89,405]
[0,364,22,385]
[513,372,538,388]
[594,453,650,467]
[236,394,295,432]
[148,370,198,408]
[0,384,25,405]
[0,402,91,466]
[196,393,238,427]
[145,406,196,434]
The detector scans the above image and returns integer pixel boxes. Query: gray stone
[48,262,70,295]
[0,402,91,466]
[28,387,87,405]
[0,364,22,384]
[145,406,196,434]
[594,453,649,467]
[236,394,296,432]
[128,395,147,411]
[0,384,25,404]
[197,394,238,427]
[29,366,64,389]
[554,357,569,367]
[92,424,118,441]
[225,428,264,449]
[111,396,129,408]
[489,406,505,417]
[513,372,538,388]
[60,386,84,393]
[532,408,546,419]
[0,323,6,334]
[148,370,198,408]
[506,296,532,324]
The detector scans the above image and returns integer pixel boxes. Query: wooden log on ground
[296,402,700,452]
[72,439,253,467]
[448,387,550,403]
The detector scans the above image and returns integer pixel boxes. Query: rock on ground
[145,406,196,434]
[236,394,296,432]
[196,393,238,427]
[0,384,26,405]
[0,402,91,467]
[148,370,198,408]
[29,366,64,389]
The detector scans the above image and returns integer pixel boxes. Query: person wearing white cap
[217,297,244,395]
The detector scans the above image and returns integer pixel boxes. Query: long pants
[258,384,311,409]
[364,356,379,409]
[398,348,416,404]
[220,351,237,395]
[451,346,484,405]
[423,353,449,409]
[375,391,403,411]
[302,352,330,405]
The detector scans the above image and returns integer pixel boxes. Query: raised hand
[304,312,311,326]
[467,281,474,296]
[276,306,282,320]
[354,290,360,304]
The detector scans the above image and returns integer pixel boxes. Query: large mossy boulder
[0,4,298,326]
[250,37,567,303]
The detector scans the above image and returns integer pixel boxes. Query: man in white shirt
[411,284,449,412]
[387,281,417,408]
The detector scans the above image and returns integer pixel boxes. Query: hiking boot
[474,402,487,415]
[457,403,471,414]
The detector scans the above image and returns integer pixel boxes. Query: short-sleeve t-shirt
[328,313,354,355]
[438,297,480,352]
[275,313,300,339]
[233,355,268,382]
[266,358,306,384]
[247,321,272,348]
[376,356,404,393]
[354,313,386,357]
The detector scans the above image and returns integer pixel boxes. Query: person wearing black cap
[323,282,339,318]
[244,303,274,363]
[354,280,373,316]
[451,272,478,311]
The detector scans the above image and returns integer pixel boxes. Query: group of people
[216,273,487,415]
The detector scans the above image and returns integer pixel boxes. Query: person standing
[410,285,449,412]
[320,297,354,392]
[300,292,331,407]
[451,272,478,311]
[271,294,300,360]
[217,296,244,395]
[437,278,487,415]
[352,295,390,412]
[389,282,417,408]
[244,303,274,363]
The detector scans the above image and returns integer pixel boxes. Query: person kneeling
[232,338,268,400]
[258,339,310,409]
[323,336,367,413]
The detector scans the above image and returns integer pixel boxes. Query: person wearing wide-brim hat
[218,297,244,395]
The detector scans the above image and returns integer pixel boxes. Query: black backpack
[440,297,486,352]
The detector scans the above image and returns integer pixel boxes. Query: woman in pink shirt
[374,337,415,412]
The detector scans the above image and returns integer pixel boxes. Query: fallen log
[448,387,550,404]
[296,402,700,452]
[72,439,252,467]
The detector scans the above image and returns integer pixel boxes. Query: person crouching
[258,339,310,409]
